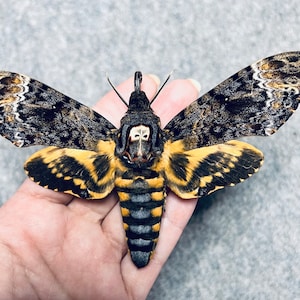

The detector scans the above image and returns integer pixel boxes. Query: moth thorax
[123,125,152,165]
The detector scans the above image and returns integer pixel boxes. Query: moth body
[114,75,166,267]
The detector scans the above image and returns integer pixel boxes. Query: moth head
[111,71,167,168]
[127,90,151,112]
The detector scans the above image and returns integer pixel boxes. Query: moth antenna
[150,70,173,105]
[106,73,129,108]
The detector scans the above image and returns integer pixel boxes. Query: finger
[93,74,159,127]
[118,194,198,300]
[133,78,200,270]
[152,192,198,264]
[152,78,201,127]
[11,178,73,205]
[68,191,119,221]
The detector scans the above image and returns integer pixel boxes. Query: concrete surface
[0,1,299,299]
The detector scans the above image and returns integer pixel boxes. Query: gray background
[0,1,300,299]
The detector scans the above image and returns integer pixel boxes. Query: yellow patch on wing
[24,140,118,199]
[157,139,264,199]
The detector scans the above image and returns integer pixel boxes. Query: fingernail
[187,78,201,93]
[148,74,161,86]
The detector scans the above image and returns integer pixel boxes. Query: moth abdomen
[116,173,166,268]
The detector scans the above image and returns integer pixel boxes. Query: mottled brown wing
[164,52,300,149]
[0,72,116,150]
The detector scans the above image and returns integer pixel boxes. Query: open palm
[0,75,199,300]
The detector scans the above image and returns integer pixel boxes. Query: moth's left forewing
[0,72,116,150]
[160,139,263,199]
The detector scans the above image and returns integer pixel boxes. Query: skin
[0,75,200,300]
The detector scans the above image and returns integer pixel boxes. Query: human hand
[0,74,200,300]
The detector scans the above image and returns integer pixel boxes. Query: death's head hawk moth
[0,52,299,267]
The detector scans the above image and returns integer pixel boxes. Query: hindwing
[160,140,263,199]
[24,140,117,199]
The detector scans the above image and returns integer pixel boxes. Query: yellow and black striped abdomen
[115,169,166,268]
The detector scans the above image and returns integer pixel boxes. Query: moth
[0,52,299,268]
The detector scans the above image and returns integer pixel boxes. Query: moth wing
[0,72,116,150]
[164,52,300,149]
[24,140,116,199]
[162,140,263,199]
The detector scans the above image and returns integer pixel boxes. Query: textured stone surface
[0,1,299,299]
